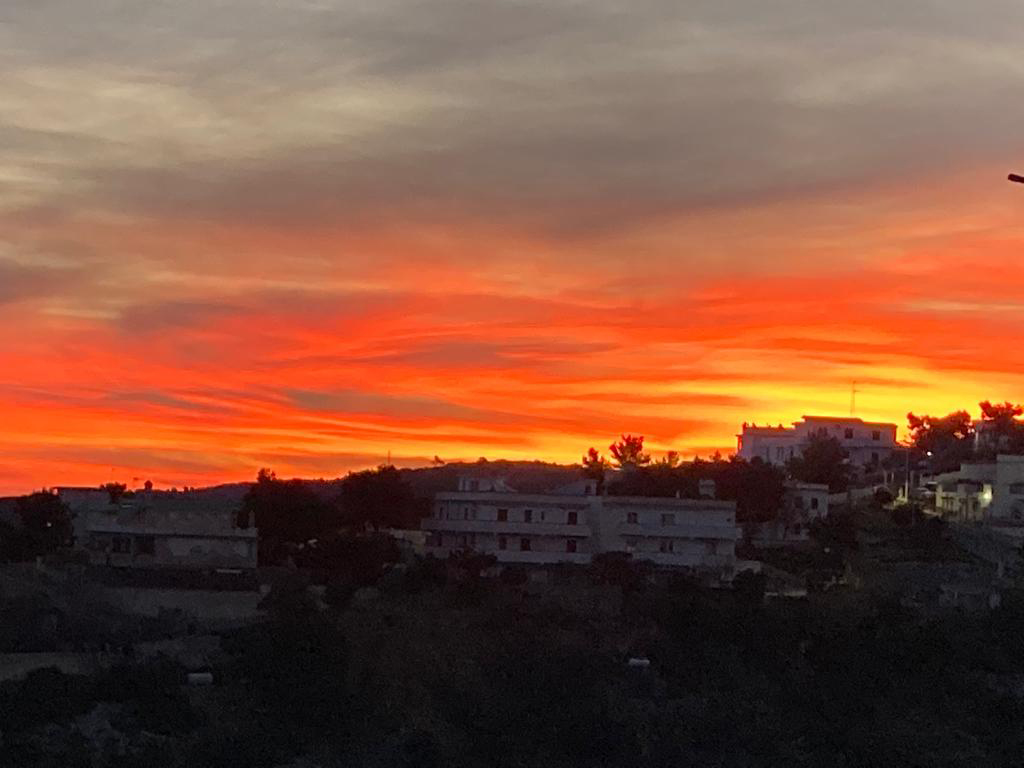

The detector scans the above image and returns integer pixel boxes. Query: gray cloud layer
[3,0,1024,234]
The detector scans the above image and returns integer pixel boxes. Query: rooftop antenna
[850,381,859,416]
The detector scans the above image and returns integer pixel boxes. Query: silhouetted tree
[655,451,681,468]
[101,482,127,504]
[581,447,610,494]
[242,469,337,564]
[607,463,697,498]
[977,400,1024,457]
[310,534,401,608]
[338,465,421,530]
[609,434,650,468]
[979,400,1024,422]
[787,430,850,492]
[15,492,72,556]
[907,410,974,472]
[711,457,787,523]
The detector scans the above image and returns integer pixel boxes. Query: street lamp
[902,448,932,505]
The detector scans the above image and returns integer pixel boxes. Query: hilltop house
[932,455,1024,523]
[737,416,898,468]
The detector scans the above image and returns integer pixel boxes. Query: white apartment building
[933,455,1024,523]
[420,477,739,577]
[737,416,898,468]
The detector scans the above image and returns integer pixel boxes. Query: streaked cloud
[2,1,1024,492]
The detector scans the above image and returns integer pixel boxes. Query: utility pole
[1010,173,1024,184]
[904,446,911,503]
[849,381,858,416]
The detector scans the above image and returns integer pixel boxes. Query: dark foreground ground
[2,515,1024,767]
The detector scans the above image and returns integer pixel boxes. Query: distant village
[4,401,1023,590]
[4,402,1024,765]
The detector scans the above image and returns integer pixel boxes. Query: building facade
[737,416,899,468]
[421,478,739,577]
[933,455,1024,523]
[60,488,258,570]
[783,482,829,522]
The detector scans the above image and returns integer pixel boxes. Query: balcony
[423,545,592,565]
[616,522,738,540]
[421,518,592,537]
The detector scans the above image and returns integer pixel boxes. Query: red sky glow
[2,1,1024,493]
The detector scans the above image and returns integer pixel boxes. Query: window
[566,539,577,553]
[523,509,533,523]
[624,537,638,551]
[872,430,881,441]
[498,535,507,550]
[659,539,674,553]
[567,511,578,525]
[1011,483,1024,495]
[427,532,442,547]
[470,480,479,491]
[810,498,819,511]
[463,507,470,520]
[871,452,879,464]
[661,513,675,527]
[520,538,531,551]
[497,508,508,522]
[626,512,638,524]
[135,536,155,556]
[844,428,854,439]
[794,496,805,510]
[112,536,131,554]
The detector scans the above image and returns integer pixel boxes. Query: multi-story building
[737,416,899,468]
[421,477,739,577]
[933,455,1024,523]
[60,488,258,570]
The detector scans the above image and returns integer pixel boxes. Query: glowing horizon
[3,1,1024,495]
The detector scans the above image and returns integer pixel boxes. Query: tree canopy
[609,434,651,468]
[337,465,423,530]
[6,492,73,559]
[906,410,974,473]
[241,469,338,564]
[786,430,850,492]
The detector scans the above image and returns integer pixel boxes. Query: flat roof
[800,415,898,428]
[436,491,735,511]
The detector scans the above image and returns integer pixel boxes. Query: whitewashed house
[737,416,898,469]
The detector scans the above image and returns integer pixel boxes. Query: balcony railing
[422,519,592,537]
[423,545,592,565]
[616,522,738,540]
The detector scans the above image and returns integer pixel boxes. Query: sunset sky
[3,0,1024,494]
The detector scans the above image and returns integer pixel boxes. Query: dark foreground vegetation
[3,548,1024,768]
